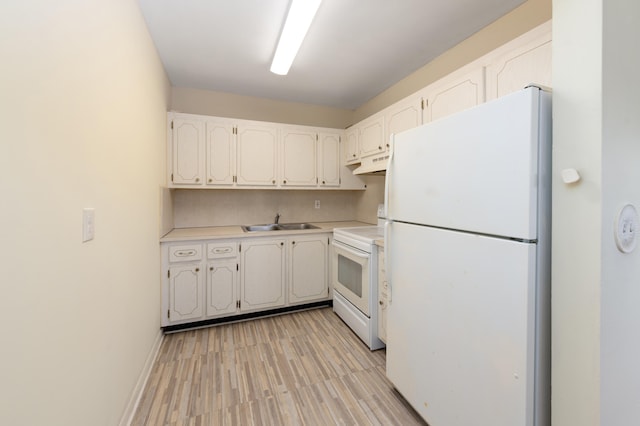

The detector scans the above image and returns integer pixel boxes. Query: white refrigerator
[384,87,551,426]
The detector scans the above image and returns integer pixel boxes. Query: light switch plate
[83,208,95,242]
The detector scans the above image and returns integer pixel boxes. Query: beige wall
[352,0,552,123]
[553,0,640,424]
[171,87,353,129]
[0,0,170,425]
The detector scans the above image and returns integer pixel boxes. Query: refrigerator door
[387,87,549,241]
[386,222,538,426]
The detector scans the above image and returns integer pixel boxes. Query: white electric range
[332,222,385,350]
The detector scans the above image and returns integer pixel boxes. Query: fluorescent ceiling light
[270,0,322,75]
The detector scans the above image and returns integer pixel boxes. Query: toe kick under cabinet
[161,233,332,328]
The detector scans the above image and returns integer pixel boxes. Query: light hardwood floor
[132,307,426,426]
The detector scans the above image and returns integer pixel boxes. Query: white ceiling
[137,0,525,110]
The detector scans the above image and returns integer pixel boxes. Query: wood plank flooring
[131,307,426,425]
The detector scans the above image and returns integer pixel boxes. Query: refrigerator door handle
[384,220,392,302]
[384,135,394,221]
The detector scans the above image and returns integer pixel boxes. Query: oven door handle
[332,240,369,260]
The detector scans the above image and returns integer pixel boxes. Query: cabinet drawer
[207,242,238,259]
[169,244,202,262]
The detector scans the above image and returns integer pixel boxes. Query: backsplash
[173,189,363,228]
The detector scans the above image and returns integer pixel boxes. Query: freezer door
[386,222,542,426]
[387,87,550,241]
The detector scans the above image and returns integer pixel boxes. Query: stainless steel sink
[276,223,319,230]
[241,223,319,232]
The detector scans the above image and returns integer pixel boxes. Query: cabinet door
[485,32,552,101]
[240,239,286,312]
[168,264,204,323]
[318,133,340,187]
[289,236,329,304]
[385,96,422,151]
[171,118,204,185]
[205,120,235,186]
[359,114,385,158]
[281,128,317,187]
[422,67,485,123]
[206,260,238,317]
[236,124,278,186]
[344,127,359,165]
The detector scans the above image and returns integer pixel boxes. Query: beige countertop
[160,221,373,242]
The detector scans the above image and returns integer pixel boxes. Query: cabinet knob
[209,267,213,271]
[322,180,326,184]
[195,268,200,272]
[272,180,276,184]
[352,154,356,157]
[195,178,200,182]
[378,146,382,150]
[280,242,284,246]
[379,300,383,306]
[208,178,212,183]
[283,180,287,184]
[386,143,390,148]
[292,241,296,245]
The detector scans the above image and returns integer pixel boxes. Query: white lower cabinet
[206,259,238,317]
[165,243,205,325]
[168,263,204,323]
[240,238,287,312]
[162,233,331,327]
[288,235,330,304]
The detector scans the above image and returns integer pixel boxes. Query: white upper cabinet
[485,21,552,101]
[281,127,317,187]
[235,123,279,187]
[343,127,359,165]
[171,118,204,185]
[358,113,385,158]
[384,95,423,147]
[421,66,486,123]
[318,132,341,187]
[167,113,364,190]
[205,118,235,186]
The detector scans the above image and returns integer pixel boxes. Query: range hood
[353,152,389,175]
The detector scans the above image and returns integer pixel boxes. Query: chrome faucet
[274,213,280,224]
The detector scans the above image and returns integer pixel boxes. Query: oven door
[332,239,370,317]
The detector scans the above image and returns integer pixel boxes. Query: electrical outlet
[314,200,320,209]
[83,208,95,242]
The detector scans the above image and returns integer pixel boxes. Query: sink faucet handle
[275,213,280,224]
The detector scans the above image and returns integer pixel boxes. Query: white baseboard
[119,329,164,426]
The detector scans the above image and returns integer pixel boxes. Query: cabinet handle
[175,250,196,257]
[212,247,231,254]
